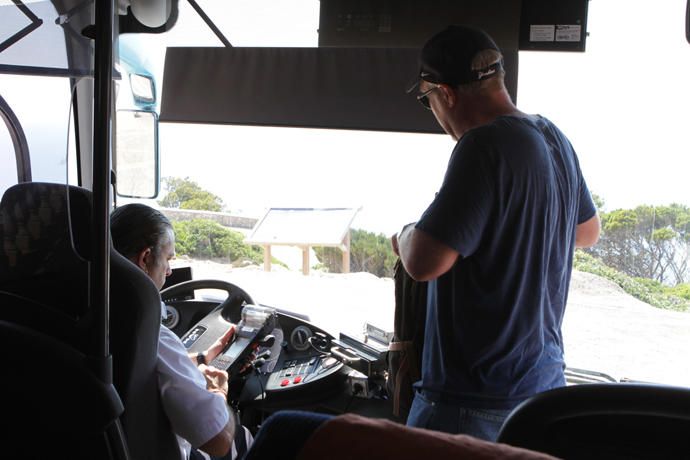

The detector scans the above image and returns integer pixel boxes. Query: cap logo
[476,68,496,80]
[420,71,431,77]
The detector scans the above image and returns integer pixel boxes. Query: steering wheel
[160,279,255,322]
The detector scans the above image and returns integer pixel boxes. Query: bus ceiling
[160,0,590,133]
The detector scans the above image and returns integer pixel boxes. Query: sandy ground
[174,258,690,388]
[563,271,690,386]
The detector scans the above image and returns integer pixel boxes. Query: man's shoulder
[457,116,540,159]
[464,114,538,143]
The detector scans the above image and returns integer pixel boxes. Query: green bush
[573,250,689,312]
[314,228,397,278]
[173,219,263,265]
[669,283,690,300]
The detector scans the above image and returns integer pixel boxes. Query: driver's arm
[198,410,235,456]
[188,326,236,365]
[197,365,234,456]
[158,327,235,457]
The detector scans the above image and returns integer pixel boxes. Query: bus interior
[1,0,690,458]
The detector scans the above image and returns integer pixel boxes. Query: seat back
[0,182,177,459]
[0,320,124,459]
[497,383,690,459]
[0,183,92,347]
[110,248,179,459]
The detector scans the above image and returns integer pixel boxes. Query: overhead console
[318,0,589,52]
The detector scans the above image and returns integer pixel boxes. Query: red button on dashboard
[293,376,302,384]
[280,379,290,387]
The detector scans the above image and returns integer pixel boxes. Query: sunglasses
[416,85,441,110]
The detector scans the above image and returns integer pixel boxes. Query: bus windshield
[3,0,687,389]
[118,0,690,387]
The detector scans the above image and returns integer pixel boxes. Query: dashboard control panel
[266,355,343,391]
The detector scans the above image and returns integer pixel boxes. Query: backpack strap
[389,340,421,417]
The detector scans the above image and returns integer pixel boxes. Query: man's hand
[205,326,236,363]
[391,232,400,256]
[199,364,229,399]
[392,222,415,257]
[189,325,236,366]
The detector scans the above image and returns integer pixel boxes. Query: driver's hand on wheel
[199,364,229,399]
[189,325,236,366]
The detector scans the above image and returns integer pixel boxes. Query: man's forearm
[395,223,460,281]
[199,411,235,457]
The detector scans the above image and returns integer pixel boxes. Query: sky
[2,0,690,236]
[518,1,690,214]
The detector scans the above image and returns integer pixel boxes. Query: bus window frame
[0,93,31,182]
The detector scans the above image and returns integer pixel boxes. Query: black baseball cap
[407,25,502,93]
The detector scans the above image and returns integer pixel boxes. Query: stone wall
[160,207,258,230]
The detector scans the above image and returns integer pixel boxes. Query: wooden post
[342,231,351,273]
[263,244,271,272]
[302,245,310,276]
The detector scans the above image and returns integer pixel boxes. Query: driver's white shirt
[157,304,230,460]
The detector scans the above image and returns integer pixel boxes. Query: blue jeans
[406,390,512,442]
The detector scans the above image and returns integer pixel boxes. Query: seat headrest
[0,182,92,317]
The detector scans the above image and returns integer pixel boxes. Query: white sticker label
[530,25,555,42]
[556,25,581,42]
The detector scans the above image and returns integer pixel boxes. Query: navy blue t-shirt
[415,115,596,409]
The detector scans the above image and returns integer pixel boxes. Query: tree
[314,229,397,277]
[587,203,690,285]
[158,177,224,212]
[173,219,263,264]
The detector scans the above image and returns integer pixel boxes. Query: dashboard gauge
[162,305,180,329]
[290,325,312,351]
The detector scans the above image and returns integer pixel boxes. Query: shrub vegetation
[173,219,263,266]
[574,250,689,312]
[313,229,397,278]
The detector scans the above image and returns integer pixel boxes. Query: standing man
[393,25,600,441]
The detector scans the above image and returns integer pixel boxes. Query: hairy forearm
[395,223,459,281]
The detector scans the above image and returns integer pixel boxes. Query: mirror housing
[129,73,156,105]
[115,109,159,199]
[119,0,178,34]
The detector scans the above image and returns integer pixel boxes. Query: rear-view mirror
[115,109,159,198]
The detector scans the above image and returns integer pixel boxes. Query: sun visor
[160,47,445,134]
